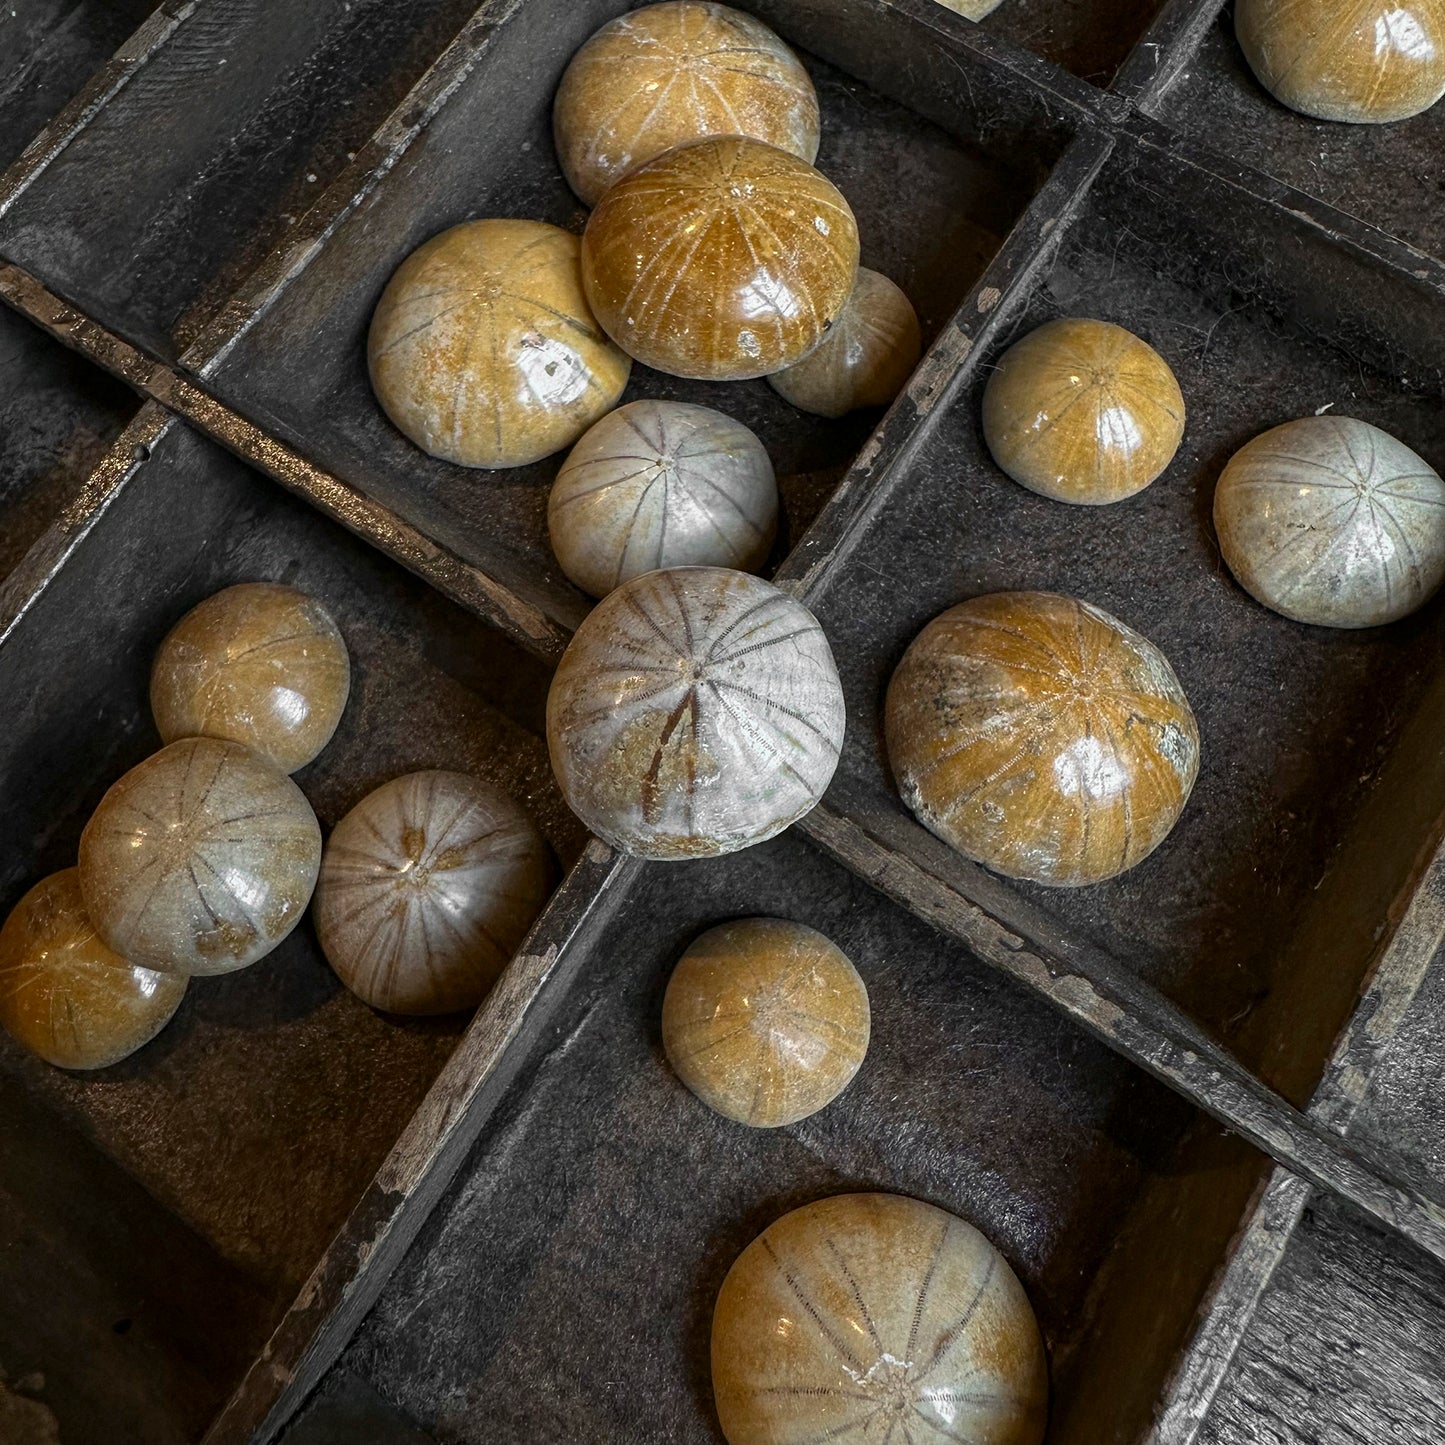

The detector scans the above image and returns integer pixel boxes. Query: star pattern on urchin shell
[716,1199,1046,1445]
[888,594,1198,885]
[549,569,844,854]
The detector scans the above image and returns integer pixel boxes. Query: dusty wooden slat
[1146,817,1445,1442]
[1111,0,1223,107]
[0,0,195,217]
[178,0,526,375]
[0,262,571,664]
[795,799,1445,1268]
[0,401,170,647]
[202,841,641,1445]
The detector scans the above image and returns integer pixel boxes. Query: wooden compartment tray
[1,1,1444,1442]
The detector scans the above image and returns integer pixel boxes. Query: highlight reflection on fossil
[885,591,1199,886]
[769,267,922,418]
[150,582,350,774]
[369,219,631,467]
[662,917,869,1126]
[982,317,1185,505]
[78,737,322,975]
[1236,0,1445,123]
[553,1,819,206]
[580,136,859,381]
[0,869,188,1070]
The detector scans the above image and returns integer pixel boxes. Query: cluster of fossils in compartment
[5,1,1445,1441]
[366,2,1445,1438]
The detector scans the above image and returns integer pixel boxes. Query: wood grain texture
[553,0,819,206]
[369,219,631,468]
[885,591,1199,887]
[1236,0,1445,123]
[150,582,351,774]
[981,317,1185,505]
[768,267,922,419]
[927,0,1007,18]
[712,1193,1047,1445]
[1196,1196,1445,1445]
[1214,415,1445,629]
[581,135,859,380]
[547,566,844,858]
[547,399,777,598]
[661,916,869,1127]
[0,869,187,1070]
[78,737,322,976]
[314,770,556,1016]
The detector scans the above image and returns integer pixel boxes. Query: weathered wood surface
[1148,788,1445,1442]
[0,263,573,663]
[1197,1196,1445,1445]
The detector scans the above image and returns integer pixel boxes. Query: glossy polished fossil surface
[78,737,322,975]
[712,1193,1048,1445]
[547,566,844,858]
[554,1,819,206]
[1236,0,1445,123]
[150,582,350,774]
[369,219,631,468]
[581,136,859,381]
[886,591,1200,887]
[982,317,1185,505]
[1214,414,1445,627]
[314,770,555,1016]
[662,917,868,1126]
[0,869,188,1070]
[768,266,922,418]
[548,399,777,597]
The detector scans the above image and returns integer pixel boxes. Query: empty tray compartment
[277,831,1231,1444]
[800,123,1445,1092]
[1142,0,1445,265]
[0,0,482,359]
[0,0,155,175]
[0,415,586,1444]
[205,0,1079,640]
[0,300,137,587]
[933,0,1170,89]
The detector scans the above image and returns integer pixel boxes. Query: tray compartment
[0,413,588,1443]
[0,0,482,361]
[0,0,155,175]
[1138,0,1445,266]
[0,300,137,593]
[797,124,1445,1073]
[203,0,1081,640]
[275,830,1221,1444]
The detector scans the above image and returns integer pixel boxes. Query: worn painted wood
[0,1,192,218]
[202,842,639,1445]
[1148,798,1445,1441]
[0,263,572,664]
[1197,1196,1445,1445]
